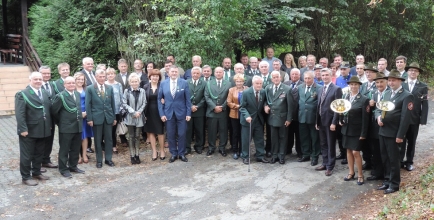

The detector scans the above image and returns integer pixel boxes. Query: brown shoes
[42,163,58,168]
[315,165,326,171]
[40,168,47,173]
[22,179,38,186]
[33,174,50,180]
[325,170,333,176]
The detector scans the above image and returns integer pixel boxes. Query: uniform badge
[408,102,414,110]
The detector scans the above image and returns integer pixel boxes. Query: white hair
[270,71,281,77]
[252,75,263,83]
[82,57,93,65]
[259,60,269,68]
[192,66,202,73]
[29,71,42,79]
[234,63,244,69]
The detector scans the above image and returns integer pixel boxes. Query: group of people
[16,48,428,195]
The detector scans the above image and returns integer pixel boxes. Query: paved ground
[1,101,433,219]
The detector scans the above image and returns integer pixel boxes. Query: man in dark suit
[241,54,250,70]
[132,59,149,87]
[401,62,428,171]
[395,55,408,79]
[184,55,202,81]
[316,68,343,176]
[239,75,269,164]
[366,72,388,181]
[85,69,117,168]
[15,72,52,186]
[39,66,58,170]
[81,57,96,153]
[264,71,294,164]
[51,77,85,178]
[230,63,252,87]
[51,63,71,95]
[185,67,206,154]
[158,65,192,162]
[284,68,303,157]
[358,63,379,170]
[375,69,413,194]
[201,65,214,82]
[245,57,259,77]
[115,58,130,91]
[297,71,322,166]
[204,67,231,156]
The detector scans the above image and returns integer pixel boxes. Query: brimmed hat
[340,61,350,69]
[405,62,424,73]
[364,63,378,72]
[373,72,387,81]
[347,76,362,85]
[386,69,405,81]
[314,64,323,70]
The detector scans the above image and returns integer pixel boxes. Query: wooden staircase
[0,66,31,115]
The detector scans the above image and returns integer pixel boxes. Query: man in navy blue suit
[158,65,192,163]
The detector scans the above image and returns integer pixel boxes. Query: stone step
[0,77,29,84]
[0,66,31,73]
[0,72,31,79]
[0,83,27,91]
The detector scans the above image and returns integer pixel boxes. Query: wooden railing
[23,35,42,72]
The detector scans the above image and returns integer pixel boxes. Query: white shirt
[408,80,416,92]
[85,70,96,83]
[30,85,41,97]
[120,73,128,85]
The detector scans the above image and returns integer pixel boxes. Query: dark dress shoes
[243,159,249,165]
[42,163,58,168]
[105,160,115,167]
[256,158,269,163]
[87,148,94,153]
[62,173,72,178]
[206,150,214,156]
[325,170,333,176]
[341,159,348,165]
[169,156,178,163]
[315,165,326,171]
[70,168,85,174]
[33,174,50,180]
[266,152,272,158]
[180,155,188,162]
[194,148,203,154]
[233,153,239,160]
[384,188,399,194]
[298,157,310,162]
[367,175,383,181]
[406,164,414,171]
[40,168,47,173]
[219,150,227,157]
[336,153,345,160]
[96,162,102,168]
[270,158,278,164]
[377,184,389,190]
[362,163,372,170]
[22,179,38,186]
[279,159,285,164]
[311,160,318,166]
[185,150,192,155]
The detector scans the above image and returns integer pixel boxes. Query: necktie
[291,82,295,89]
[391,91,396,98]
[45,83,51,95]
[171,81,176,98]
[224,71,228,80]
[194,80,197,86]
[409,81,414,92]
[263,76,266,83]
[38,90,42,100]
[100,85,105,97]
[320,85,327,114]
[72,92,76,102]
[306,86,310,94]
[274,86,278,95]
[89,72,96,84]
[217,81,221,88]
[255,91,259,104]
[380,92,384,101]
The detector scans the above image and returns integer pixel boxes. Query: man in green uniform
[204,67,231,156]
[51,77,84,178]
[186,67,206,154]
[375,69,413,194]
[264,71,293,164]
[85,69,117,168]
[51,63,71,94]
[15,72,52,186]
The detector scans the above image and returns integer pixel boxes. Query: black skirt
[342,135,362,151]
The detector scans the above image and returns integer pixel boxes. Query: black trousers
[362,133,372,165]
[42,125,55,164]
[370,137,384,177]
[379,135,401,189]
[207,116,228,151]
[230,118,242,153]
[19,136,45,180]
[92,122,113,163]
[299,123,320,160]
[112,114,128,147]
[319,125,337,170]
[270,125,288,160]
[264,118,272,153]
[186,116,205,152]
[58,132,81,174]
[335,124,344,156]
[401,124,419,165]
[287,120,301,156]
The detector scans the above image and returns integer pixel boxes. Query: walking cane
[248,119,252,172]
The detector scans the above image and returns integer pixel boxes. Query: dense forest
[21,0,434,78]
